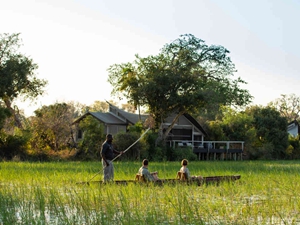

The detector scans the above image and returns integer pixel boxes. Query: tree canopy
[206,105,289,159]
[249,106,288,159]
[0,33,47,128]
[31,103,74,151]
[108,34,252,140]
[268,93,300,122]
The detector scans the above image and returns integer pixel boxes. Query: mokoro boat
[77,175,241,186]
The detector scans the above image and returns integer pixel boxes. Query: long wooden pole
[82,127,151,184]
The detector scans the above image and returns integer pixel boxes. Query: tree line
[1,33,299,161]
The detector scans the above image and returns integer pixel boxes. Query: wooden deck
[168,140,244,161]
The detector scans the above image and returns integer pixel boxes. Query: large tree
[108,34,252,140]
[247,106,288,159]
[268,93,300,122]
[30,103,74,151]
[208,106,255,143]
[206,105,289,159]
[0,33,47,128]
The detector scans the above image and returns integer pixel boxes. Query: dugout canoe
[158,174,241,186]
[77,174,241,186]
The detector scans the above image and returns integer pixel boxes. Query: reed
[1,160,300,224]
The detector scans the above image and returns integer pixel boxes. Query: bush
[114,132,145,161]
[288,135,300,159]
[147,146,167,161]
[76,117,104,158]
[0,133,27,160]
[247,143,274,160]
[170,147,197,161]
[285,145,294,159]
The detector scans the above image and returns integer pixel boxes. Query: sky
[1,0,300,116]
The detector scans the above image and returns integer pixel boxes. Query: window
[77,130,82,139]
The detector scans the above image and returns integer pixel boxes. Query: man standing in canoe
[101,134,123,182]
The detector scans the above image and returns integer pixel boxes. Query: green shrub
[147,146,167,161]
[76,116,104,159]
[170,147,197,161]
[114,132,144,161]
[0,132,27,160]
[247,143,274,160]
[288,135,300,159]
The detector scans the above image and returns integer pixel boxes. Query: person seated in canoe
[138,159,160,181]
[179,159,203,181]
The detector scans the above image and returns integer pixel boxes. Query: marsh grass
[1,160,300,224]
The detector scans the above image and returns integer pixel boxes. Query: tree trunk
[155,111,185,146]
[138,104,141,121]
[4,98,23,129]
[162,111,185,141]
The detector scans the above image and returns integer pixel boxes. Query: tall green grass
[1,160,300,224]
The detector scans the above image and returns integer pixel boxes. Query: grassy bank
[0,160,300,224]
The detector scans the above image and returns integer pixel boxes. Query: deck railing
[167,140,244,161]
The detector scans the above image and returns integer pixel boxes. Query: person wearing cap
[101,134,123,182]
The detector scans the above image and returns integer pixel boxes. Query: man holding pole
[101,134,123,182]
